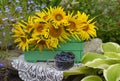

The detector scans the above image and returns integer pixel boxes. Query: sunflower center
[49,25,62,38]
[36,24,44,32]
[55,14,63,21]
[83,25,89,31]
[43,15,48,20]
[21,37,26,43]
[69,21,76,27]
[26,25,32,31]
[68,21,76,29]
[38,40,46,45]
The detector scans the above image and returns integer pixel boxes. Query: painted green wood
[24,41,84,63]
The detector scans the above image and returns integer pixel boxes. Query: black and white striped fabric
[11,55,63,81]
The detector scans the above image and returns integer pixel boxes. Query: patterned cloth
[11,55,63,81]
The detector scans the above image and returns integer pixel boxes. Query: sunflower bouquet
[12,6,97,52]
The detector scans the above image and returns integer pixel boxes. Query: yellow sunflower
[76,12,97,40]
[34,9,50,23]
[12,24,26,37]
[14,36,29,51]
[49,6,68,28]
[48,23,70,43]
[47,37,58,49]
[28,37,45,51]
[18,16,34,33]
[76,11,89,22]
[66,12,82,40]
[12,24,29,51]
[32,22,48,37]
[31,38,54,52]
[78,23,97,40]
[29,37,58,52]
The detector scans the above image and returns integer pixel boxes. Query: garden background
[0,0,120,81]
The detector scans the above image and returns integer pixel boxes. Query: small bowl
[54,51,75,70]
[55,58,74,70]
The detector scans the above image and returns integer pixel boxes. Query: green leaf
[104,52,120,59]
[85,58,120,69]
[104,64,120,81]
[102,42,120,52]
[84,58,109,69]
[81,75,103,81]
[82,53,106,64]
[117,47,120,53]
[72,75,84,81]
[63,66,98,78]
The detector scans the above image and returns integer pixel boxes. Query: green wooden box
[24,40,84,63]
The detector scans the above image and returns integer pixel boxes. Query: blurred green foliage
[0,0,120,52]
